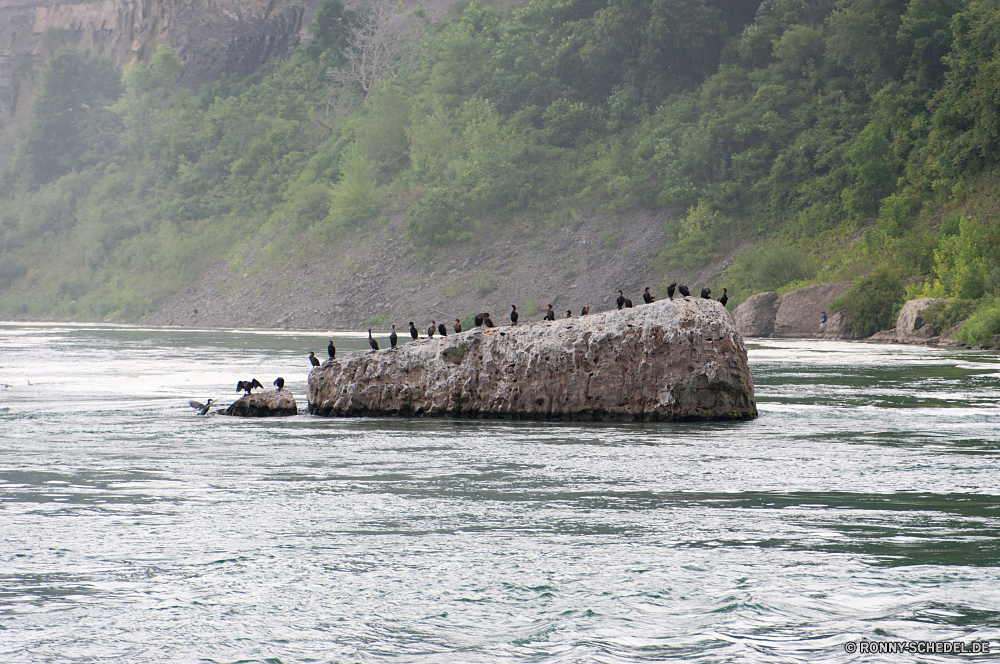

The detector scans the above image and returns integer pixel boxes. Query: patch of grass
[524,299,539,316]
[599,231,618,248]
[830,269,905,337]
[460,311,478,330]
[955,297,1000,345]
[365,312,389,329]
[474,274,496,294]
[445,283,464,298]
[920,299,979,335]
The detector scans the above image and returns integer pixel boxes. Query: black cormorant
[328,340,336,359]
[678,284,690,297]
[718,288,728,307]
[667,283,676,300]
[454,319,462,333]
[510,305,518,325]
[390,324,398,348]
[566,310,572,318]
[237,379,263,394]
[428,321,436,338]
[701,287,711,299]
[624,298,633,308]
[483,314,495,327]
[309,351,320,367]
[438,322,448,337]
[616,290,626,310]
[545,304,556,321]
[368,329,379,351]
[581,303,590,316]
[274,377,284,390]
[189,399,215,415]
[409,322,419,340]
[643,287,654,304]
[475,313,484,327]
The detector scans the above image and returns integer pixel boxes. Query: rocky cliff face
[0,0,316,119]
[308,298,757,421]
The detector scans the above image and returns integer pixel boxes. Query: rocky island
[308,298,756,421]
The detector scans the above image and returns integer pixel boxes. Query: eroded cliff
[0,0,315,118]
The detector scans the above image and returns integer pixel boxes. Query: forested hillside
[3,0,1000,341]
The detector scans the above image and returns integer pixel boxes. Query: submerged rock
[223,388,298,417]
[308,298,756,421]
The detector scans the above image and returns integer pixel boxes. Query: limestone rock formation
[772,282,850,338]
[308,298,757,421]
[896,298,948,337]
[733,291,778,337]
[867,297,949,344]
[0,0,315,119]
[223,388,297,417]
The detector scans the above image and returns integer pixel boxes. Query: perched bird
[678,284,691,297]
[667,283,677,300]
[616,290,626,310]
[368,329,379,351]
[390,324,398,348]
[643,287,654,304]
[566,310,572,318]
[510,304,518,325]
[309,351,320,367]
[581,303,590,316]
[274,377,285,390]
[701,287,712,299]
[409,322,419,340]
[428,321,436,338]
[438,322,448,337]
[475,313,485,327]
[624,298,633,308]
[718,288,728,307]
[237,379,263,394]
[189,399,215,415]
[328,340,336,359]
[453,319,462,333]
[545,304,556,321]
[483,313,495,328]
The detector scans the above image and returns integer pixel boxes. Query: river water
[1,323,998,663]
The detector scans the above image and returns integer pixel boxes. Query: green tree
[17,47,124,187]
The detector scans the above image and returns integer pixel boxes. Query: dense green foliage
[3,0,1000,324]
[831,269,905,337]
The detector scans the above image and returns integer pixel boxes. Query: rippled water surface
[2,323,999,663]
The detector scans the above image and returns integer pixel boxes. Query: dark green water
[1,324,998,662]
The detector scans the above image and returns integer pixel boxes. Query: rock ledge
[308,298,756,421]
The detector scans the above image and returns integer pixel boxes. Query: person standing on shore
[818,311,827,336]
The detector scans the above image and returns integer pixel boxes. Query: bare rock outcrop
[308,298,757,421]
[896,298,948,336]
[773,282,850,338]
[733,291,779,337]
[223,388,297,416]
[0,0,314,120]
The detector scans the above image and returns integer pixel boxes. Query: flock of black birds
[189,283,729,414]
[307,282,730,366]
[189,376,286,415]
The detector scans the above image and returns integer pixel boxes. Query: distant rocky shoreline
[733,283,983,348]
